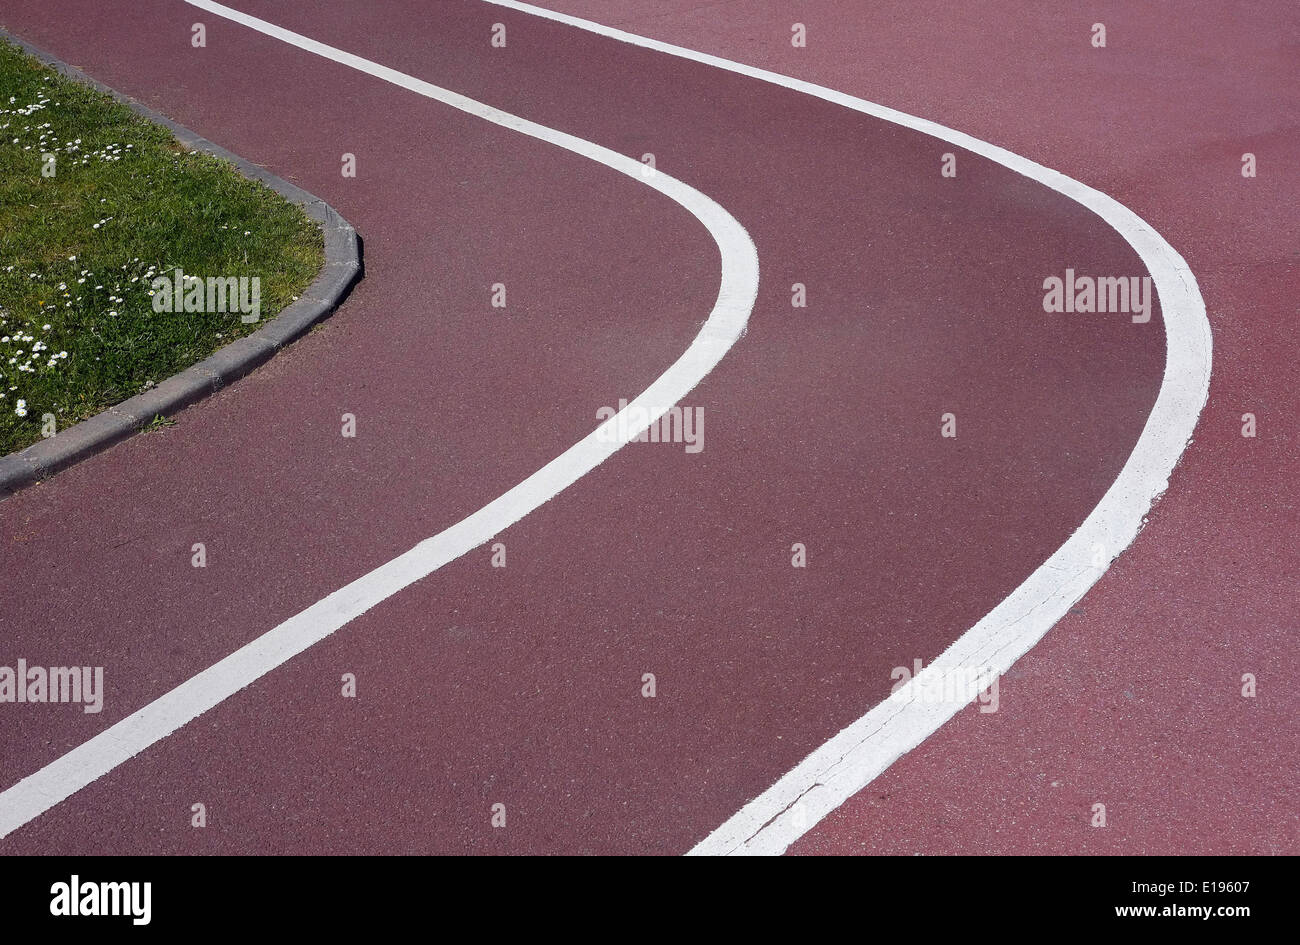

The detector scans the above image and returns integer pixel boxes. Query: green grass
[142,414,176,433]
[0,40,324,455]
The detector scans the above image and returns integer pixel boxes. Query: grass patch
[143,414,176,433]
[0,40,324,455]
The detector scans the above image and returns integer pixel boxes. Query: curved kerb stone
[0,28,363,498]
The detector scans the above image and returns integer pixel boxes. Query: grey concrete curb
[0,29,363,498]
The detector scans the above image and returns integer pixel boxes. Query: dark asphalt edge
[0,28,363,498]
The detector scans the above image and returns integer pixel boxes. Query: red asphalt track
[0,0,1245,855]
[519,1,1299,854]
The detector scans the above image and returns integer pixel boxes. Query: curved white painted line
[0,0,759,840]
[472,0,1213,855]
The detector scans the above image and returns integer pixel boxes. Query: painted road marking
[468,0,1210,855]
[0,0,1212,853]
[0,0,760,841]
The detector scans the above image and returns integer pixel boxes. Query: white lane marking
[474,0,1213,855]
[0,0,759,840]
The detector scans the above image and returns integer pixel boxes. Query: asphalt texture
[0,0,1186,853]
